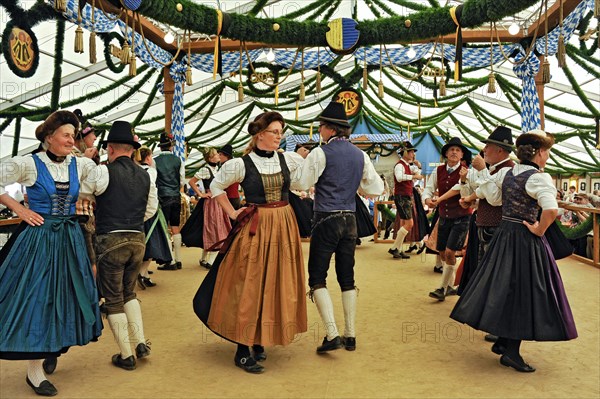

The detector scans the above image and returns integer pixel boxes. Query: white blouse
[210,152,305,197]
[0,153,106,197]
[477,164,558,210]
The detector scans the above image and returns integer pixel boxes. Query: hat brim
[482,138,514,152]
[102,139,141,149]
[218,150,233,157]
[441,143,469,158]
[319,116,351,128]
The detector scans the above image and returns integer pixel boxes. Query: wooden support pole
[163,67,175,134]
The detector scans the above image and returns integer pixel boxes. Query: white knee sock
[27,360,47,386]
[341,289,357,338]
[201,249,208,262]
[392,227,409,250]
[440,264,456,289]
[313,288,339,340]
[123,299,146,347]
[172,233,182,262]
[435,256,444,267]
[107,313,133,358]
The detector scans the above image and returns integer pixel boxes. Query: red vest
[225,182,240,199]
[394,160,413,196]
[476,159,515,227]
[437,165,471,219]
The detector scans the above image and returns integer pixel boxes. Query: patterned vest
[394,160,413,196]
[314,139,364,212]
[437,164,471,219]
[241,153,290,204]
[476,159,515,227]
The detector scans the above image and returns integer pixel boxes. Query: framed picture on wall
[563,182,568,191]
[580,182,586,192]
[594,182,600,191]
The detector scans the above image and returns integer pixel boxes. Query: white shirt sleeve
[526,172,558,210]
[193,166,213,180]
[360,152,384,196]
[297,147,326,190]
[394,162,413,182]
[0,155,37,195]
[144,167,159,221]
[421,168,438,202]
[179,161,186,188]
[285,151,306,191]
[210,158,245,198]
[475,167,510,206]
[457,168,480,197]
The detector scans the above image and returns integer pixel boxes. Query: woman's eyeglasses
[263,129,283,136]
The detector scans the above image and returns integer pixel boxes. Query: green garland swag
[12,117,21,157]
[101,32,126,74]
[134,0,539,47]
[245,62,282,95]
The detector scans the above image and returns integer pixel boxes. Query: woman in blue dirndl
[0,111,103,396]
[450,130,577,373]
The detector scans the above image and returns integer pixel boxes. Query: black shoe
[342,336,356,351]
[500,354,536,372]
[148,270,153,274]
[176,261,182,269]
[137,274,147,290]
[416,244,426,254]
[484,334,498,343]
[433,266,443,273]
[26,377,58,397]
[111,354,136,370]
[388,248,409,259]
[405,245,418,253]
[429,288,445,301]
[445,286,458,296]
[491,342,506,355]
[252,345,267,362]
[199,260,212,269]
[355,238,361,246]
[140,276,156,287]
[135,342,151,359]
[157,263,178,271]
[42,357,57,375]
[234,355,265,373]
[316,336,343,353]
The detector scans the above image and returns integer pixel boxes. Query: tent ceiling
[1,0,598,174]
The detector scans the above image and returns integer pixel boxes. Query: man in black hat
[154,132,185,270]
[217,144,241,210]
[460,126,515,264]
[422,137,473,301]
[388,141,423,259]
[93,121,158,370]
[298,102,383,353]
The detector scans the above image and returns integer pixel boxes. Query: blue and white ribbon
[513,51,541,132]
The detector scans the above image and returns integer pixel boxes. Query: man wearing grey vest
[298,102,383,353]
[154,133,185,270]
[94,121,158,370]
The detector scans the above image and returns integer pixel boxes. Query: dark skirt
[457,212,479,295]
[181,199,205,248]
[355,195,376,238]
[288,192,313,238]
[0,216,102,360]
[143,209,173,264]
[450,220,577,341]
[406,188,429,242]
